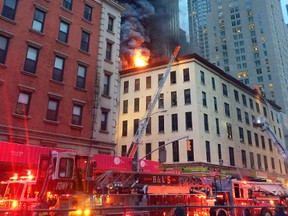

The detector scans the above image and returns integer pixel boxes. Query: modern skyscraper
[188,0,288,114]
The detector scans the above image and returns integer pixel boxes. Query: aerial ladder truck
[126,46,181,161]
[252,85,288,165]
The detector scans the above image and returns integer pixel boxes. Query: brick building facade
[0,0,124,161]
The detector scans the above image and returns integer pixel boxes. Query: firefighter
[275,204,288,216]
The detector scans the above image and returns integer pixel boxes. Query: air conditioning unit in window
[240,138,244,142]
[219,159,224,165]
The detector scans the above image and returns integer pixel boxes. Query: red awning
[93,154,132,171]
[139,159,159,173]
[0,142,51,165]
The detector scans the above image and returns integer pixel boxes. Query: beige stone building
[117,53,288,183]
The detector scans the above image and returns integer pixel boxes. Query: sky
[178,0,288,36]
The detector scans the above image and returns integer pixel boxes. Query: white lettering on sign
[56,182,70,191]
[11,151,24,157]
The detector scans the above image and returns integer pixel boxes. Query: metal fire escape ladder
[253,85,288,165]
[126,46,181,158]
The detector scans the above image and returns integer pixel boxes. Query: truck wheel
[217,209,227,216]
[243,209,251,216]
[210,208,217,216]
[261,208,272,216]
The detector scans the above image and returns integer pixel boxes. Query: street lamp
[136,109,167,171]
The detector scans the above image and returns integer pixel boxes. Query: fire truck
[31,149,288,216]
[0,172,38,216]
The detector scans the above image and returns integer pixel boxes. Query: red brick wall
[0,0,101,147]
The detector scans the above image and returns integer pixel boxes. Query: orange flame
[133,49,149,67]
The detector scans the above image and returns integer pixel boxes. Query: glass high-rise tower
[188,0,288,114]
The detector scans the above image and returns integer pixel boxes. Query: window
[271,157,275,170]
[227,123,233,139]
[263,107,267,117]
[257,154,262,170]
[185,112,193,130]
[146,96,151,110]
[249,98,254,110]
[261,135,266,149]
[158,115,164,133]
[146,118,151,134]
[200,71,205,84]
[184,89,191,104]
[250,152,255,169]
[204,113,209,132]
[134,98,139,112]
[171,114,178,131]
[183,68,189,81]
[158,74,163,84]
[187,139,194,161]
[15,92,31,116]
[58,21,69,43]
[1,0,18,20]
[224,102,230,117]
[171,91,177,106]
[264,156,268,171]
[146,76,151,89]
[239,127,244,142]
[202,91,207,107]
[105,41,113,61]
[158,93,164,108]
[84,4,92,21]
[206,141,211,162]
[268,139,273,152]
[0,35,9,64]
[121,145,127,157]
[32,8,45,32]
[170,71,176,84]
[108,16,114,32]
[80,31,90,52]
[218,144,222,161]
[123,81,129,94]
[72,104,83,125]
[214,97,218,112]
[103,74,110,96]
[63,0,72,10]
[245,112,250,125]
[123,100,128,114]
[101,109,109,131]
[134,78,140,91]
[241,150,247,168]
[172,141,179,162]
[242,94,247,106]
[52,56,65,82]
[158,142,165,161]
[212,77,216,90]
[247,130,252,145]
[234,90,239,102]
[256,102,260,113]
[216,118,220,135]
[133,119,139,135]
[229,147,235,166]
[46,98,59,121]
[23,46,39,74]
[236,108,242,121]
[145,143,151,160]
[254,133,259,147]
[122,120,127,136]
[76,65,87,89]
[222,83,228,96]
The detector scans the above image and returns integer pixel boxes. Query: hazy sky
[179,0,288,35]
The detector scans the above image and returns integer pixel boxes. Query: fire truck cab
[0,173,38,215]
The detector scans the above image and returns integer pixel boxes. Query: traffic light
[186,139,191,151]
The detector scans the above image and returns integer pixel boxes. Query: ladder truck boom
[253,85,288,165]
[126,46,181,158]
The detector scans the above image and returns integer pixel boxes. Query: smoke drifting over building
[119,0,155,68]
[119,0,189,69]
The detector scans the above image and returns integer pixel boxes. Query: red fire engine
[33,151,288,216]
[0,172,38,215]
